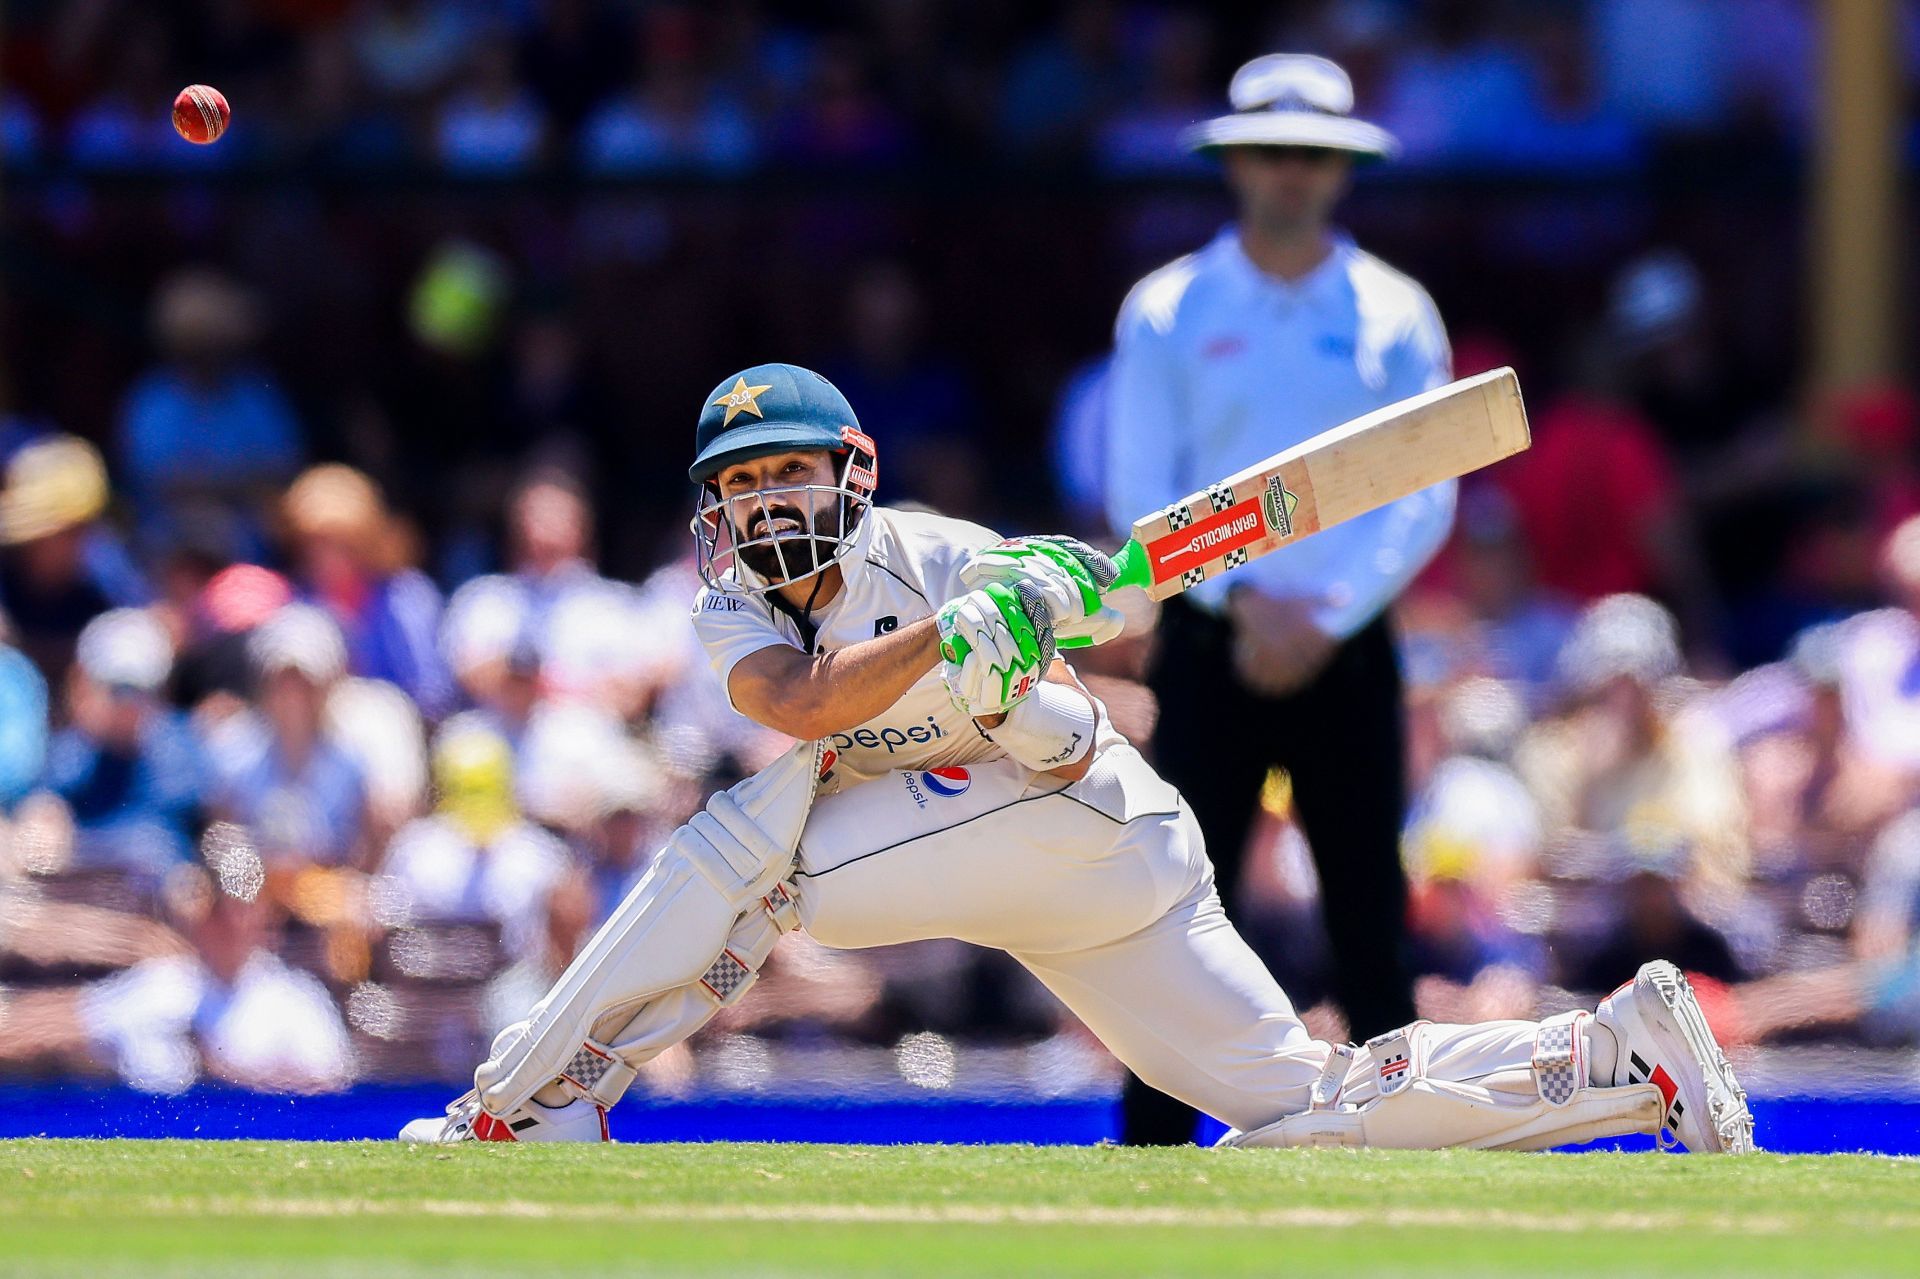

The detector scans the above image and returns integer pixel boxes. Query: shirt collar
[813,503,884,620]
[1217,224,1356,305]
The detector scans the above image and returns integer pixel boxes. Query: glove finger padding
[937,582,1054,717]
[1056,605,1126,648]
[1029,535,1120,591]
[961,536,1126,650]
[939,591,1020,670]
[961,539,1099,621]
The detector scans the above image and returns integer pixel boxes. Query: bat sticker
[1262,474,1298,538]
[1144,500,1266,582]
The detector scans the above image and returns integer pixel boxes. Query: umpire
[1104,54,1455,1144]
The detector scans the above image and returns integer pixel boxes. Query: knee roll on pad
[1221,1018,1665,1152]
[474,743,822,1117]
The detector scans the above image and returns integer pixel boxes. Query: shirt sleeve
[690,590,799,714]
[1383,283,1454,399]
[1103,292,1191,540]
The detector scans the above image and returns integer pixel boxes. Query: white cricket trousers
[794,748,1550,1135]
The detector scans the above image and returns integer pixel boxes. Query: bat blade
[1110,366,1531,601]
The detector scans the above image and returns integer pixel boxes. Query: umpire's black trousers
[1121,597,1418,1145]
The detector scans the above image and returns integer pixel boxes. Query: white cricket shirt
[693,506,1122,790]
[1105,226,1456,636]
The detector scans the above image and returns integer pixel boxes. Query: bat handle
[1055,539,1150,650]
[1106,538,1151,594]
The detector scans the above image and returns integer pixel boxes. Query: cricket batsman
[401,362,1754,1153]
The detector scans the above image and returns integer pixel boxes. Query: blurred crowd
[4,0,1839,178]
[4,0,1920,1098]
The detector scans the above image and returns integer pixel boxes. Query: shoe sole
[1639,961,1757,1153]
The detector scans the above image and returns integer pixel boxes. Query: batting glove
[937,581,1054,717]
[960,535,1125,649]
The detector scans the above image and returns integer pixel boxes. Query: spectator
[1374,4,1538,167]
[1857,810,1920,967]
[37,609,203,879]
[2,90,41,166]
[1517,594,1749,889]
[626,550,789,782]
[1837,516,1920,772]
[380,720,570,967]
[288,28,410,171]
[1822,384,1920,547]
[1404,676,1544,897]
[0,435,147,686]
[1406,866,1542,989]
[170,563,296,709]
[1092,12,1215,175]
[0,640,47,806]
[569,761,659,928]
[578,22,757,175]
[997,0,1130,158]
[434,35,548,175]
[282,465,452,718]
[441,469,646,711]
[351,0,474,102]
[515,697,644,837]
[1570,863,1745,992]
[1591,0,1733,133]
[1489,362,1693,606]
[820,262,982,514]
[326,673,430,847]
[774,36,909,168]
[1611,250,1774,468]
[1726,623,1902,880]
[1437,486,1578,705]
[212,604,368,869]
[520,0,629,135]
[78,860,353,1093]
[118,271,305,547]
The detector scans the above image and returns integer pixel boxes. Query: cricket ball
[172,84,230,145]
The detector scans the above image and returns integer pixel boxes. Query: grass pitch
[1,1140,1914,1277]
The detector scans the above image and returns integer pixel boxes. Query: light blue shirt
[1105,227,1455,638]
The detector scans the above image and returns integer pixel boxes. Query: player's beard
[734,499,848,583]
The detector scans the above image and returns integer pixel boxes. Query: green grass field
[2,1140,1915,1278]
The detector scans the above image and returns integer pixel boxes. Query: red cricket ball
[172,84,231,145]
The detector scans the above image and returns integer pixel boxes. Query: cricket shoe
[398,1090,608,1144]
[1595,960,1756,1153]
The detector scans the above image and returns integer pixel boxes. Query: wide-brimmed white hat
[1182,53,1397,160]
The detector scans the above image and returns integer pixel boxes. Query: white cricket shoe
[398,1091,609,1144]
[1595,960,1756,1153]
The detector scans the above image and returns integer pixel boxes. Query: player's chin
[737,543,804,582]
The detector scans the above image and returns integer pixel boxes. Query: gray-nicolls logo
[873,615,899,636]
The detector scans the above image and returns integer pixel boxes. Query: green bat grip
[1055,538,1149,649]
[944,539,1151,659]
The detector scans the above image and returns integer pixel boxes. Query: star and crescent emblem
[711,377,774,427]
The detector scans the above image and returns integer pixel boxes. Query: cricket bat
[1104,366,1531,601]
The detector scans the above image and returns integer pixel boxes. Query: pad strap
[1309,1042,1356,1110]
[552,880,804,1110]
[1532,1010,1589,1107]
[1364,1021,1427,1099]
[984,680,1096,771]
